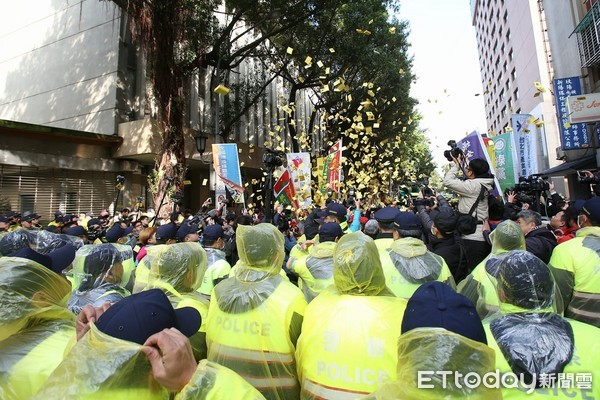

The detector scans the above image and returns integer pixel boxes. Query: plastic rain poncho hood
[333,232,392,296]
[68,244,134,314]
[0,257,73,341]
[489,250,573,386]
[368,328,500,399]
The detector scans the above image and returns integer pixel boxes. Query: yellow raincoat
[484,250,600,399]
[288,241,336,302]
[33,324,168,399]
[380,237,455,299]
[177,359,267,400]
[458,220,526,318]
[366,328,501,399]
[68,243,135,314]
[0,258,75,399]
[206,224,307,400]
[296,232,407,399]
[144,242,210,360]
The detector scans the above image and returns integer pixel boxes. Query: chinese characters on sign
[553,77,590,149]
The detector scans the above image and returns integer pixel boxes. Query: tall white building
[470,0,560,174]
[0,0,318,218]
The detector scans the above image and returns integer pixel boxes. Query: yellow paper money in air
[287,47,293,54]
[329,48,335,53]
[214,84,230,95]
[389,27,396,34]
[305,56,312,65]
[534,82,546,93]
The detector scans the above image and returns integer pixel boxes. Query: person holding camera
[442,153,494,272]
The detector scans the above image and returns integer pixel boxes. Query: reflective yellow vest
[176,359,266,400]
[0,320,74,399]
[484,317,600,399]
[457,257,500,318]
[32,324,168,400]
[206,279,306,400]
[296,291,407,399]
[148,279,209,361]
[289,242,335,303]
[198,256,231,297]
[549,227,600,327]
[379,239,454,299]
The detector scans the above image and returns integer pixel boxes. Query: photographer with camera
[442,144,494,272]
[414,193,467,282]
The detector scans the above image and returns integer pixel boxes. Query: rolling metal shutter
[0,165,118,223]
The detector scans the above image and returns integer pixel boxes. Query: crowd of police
[1,153,600,399]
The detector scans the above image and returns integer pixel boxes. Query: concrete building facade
[0,0,320,221]
[470,0,560,174]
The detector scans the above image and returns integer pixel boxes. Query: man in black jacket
[417,197,466,282]
[516,209,557,264]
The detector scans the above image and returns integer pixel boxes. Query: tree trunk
[287,85,300,153]
[152,82,186,220]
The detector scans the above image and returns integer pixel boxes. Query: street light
[194,134,208,154]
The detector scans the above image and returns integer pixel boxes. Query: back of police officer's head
[497,250,554,310]
[392,212,422,240]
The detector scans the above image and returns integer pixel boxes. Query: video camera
[577,170,599,184]
[443,140,464,162]
[513,175,550,193]
[115,175,125,190]
[412,198,435,207]
[262,148,286,169]
[86,227,105,242]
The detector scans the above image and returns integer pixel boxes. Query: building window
[508,49,514,61]
[499,89,505,100]
[511,68,517,80]
[514,88,519,100]
[506,29,511,41]
[503,10,508,23]
[501,106,507,117]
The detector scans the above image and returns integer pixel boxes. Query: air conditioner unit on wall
[556,147,566,161]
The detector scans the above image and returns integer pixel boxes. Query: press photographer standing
[443,153,494,272]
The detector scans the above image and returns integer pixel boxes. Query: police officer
[0,251,76,399]
[20,211,41,230]
[550,196,600,328]
[458,219,526,318]
[198,224,231,299]
[205,223,306,399]
[288,222,344,302]
[296,232,407,398]
[144,242,209,360]
[379,211,455,299]
[322,203,350,232]
[374,206,400,242]
[485,251,600,399]
[366,281,500,399]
